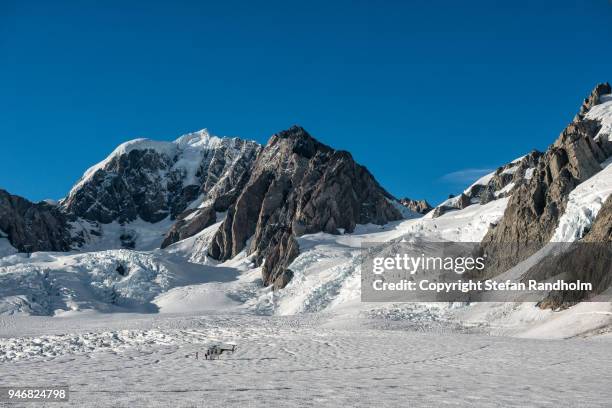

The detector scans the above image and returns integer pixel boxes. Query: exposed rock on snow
[582,194,612,242]
[398,198,432,214]
[161,206,217,248]
[432,193,472,217]
[432,151,541,217]
[208,126,403,288]
[525,196,612,310]
[574,82,611,122]
[474,151,542,205]
[585,94,612,156]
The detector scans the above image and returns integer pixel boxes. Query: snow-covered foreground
[1,312,612,408]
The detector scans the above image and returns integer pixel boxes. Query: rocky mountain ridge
[1,83,610,296]
[0,126,410,281]
[431,151,543,218]
[478,82,612,279]
[61,130,260,225]
[208,126,404,288]
[0,189,72,253]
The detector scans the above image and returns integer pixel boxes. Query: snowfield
[1,313,612,407]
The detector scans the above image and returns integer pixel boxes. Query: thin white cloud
[439,168,494,184]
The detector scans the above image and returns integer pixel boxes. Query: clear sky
[1,0,611,205]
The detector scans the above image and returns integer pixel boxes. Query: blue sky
[1,0,611,205]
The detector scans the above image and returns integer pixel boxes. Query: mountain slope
[0,190,71,253]
[61,130,260,225]
[479,83,612,277]
[53,130,261,251]
[432,151,542,217]
[208,126,404,288]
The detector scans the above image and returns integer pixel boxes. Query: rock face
[159,134,261,248]
[208,126,403,288]
[432,152,542,218]
[398,198,432,214]
[160,206,217,248]
[582,195,612,243]
[61,130,260,225]
[524,195,612,310]
[574,82,611,122]
[477,84,612,278]
[474,152,542,205]
[0,190,72,252]
[432,193,472,218]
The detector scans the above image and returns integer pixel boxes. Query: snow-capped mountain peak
[67,129,226,197]
[174,128,223,148]
[60,129,260,228]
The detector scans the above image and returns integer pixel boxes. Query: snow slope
[551,157,612,242]
[585,94,612,141]
[0,196,509,320]
[1,178,609,340]
[0,249,239,316]
[0,235,17,258]
[69,217,176,252]
[272,198,509,316]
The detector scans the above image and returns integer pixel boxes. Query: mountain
[0,190,71,253]
[0,126,408,262]
[0,83,610,339]
[208,126,404,288]
[478,83,612,280]
[58,130,260,249]
[61,130,260,224]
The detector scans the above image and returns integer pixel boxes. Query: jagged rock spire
[574,82,611,122]
[208,126,403,288]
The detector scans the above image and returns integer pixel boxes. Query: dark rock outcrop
[61,131,260,225]
[432,193,471,218]
[432,152,542,218]
[0,189,72,252]
[476,151,542,205]
[161,205,217,248]
[208,126,403,288]
[574,82,611,122]
[398,198,432,214]
[477,84,612,279]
